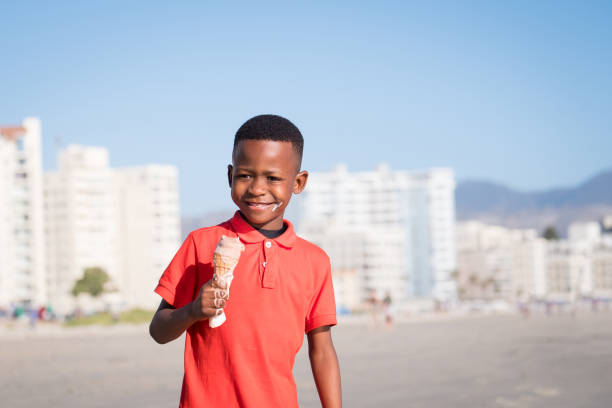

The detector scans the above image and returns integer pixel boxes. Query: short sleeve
[155,233,199,309]
[305,255,337,333]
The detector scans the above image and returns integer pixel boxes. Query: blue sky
[1,1,611,216]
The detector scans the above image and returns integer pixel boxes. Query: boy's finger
[213,298,226,309]
[212,275,228,289]
[213,289,228,299]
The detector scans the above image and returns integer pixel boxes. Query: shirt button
[265,241,272,248]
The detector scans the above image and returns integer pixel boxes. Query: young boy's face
[228,139,308,230]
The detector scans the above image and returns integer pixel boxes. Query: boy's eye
[267,176,282,182]
[237,174,251,179]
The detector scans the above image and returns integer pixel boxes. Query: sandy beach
[1,312,611,407]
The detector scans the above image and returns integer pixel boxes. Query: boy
[149,114,342,407]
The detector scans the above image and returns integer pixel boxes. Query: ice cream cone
[209,236,244,328]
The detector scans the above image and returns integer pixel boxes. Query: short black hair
[233,114,304,167]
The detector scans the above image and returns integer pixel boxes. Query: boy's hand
[150,277,229,344]
[190,275,230,321]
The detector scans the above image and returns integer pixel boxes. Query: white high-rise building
[592,247,612,299]
[568,222,602,248]
[545,240,591,301]
[114,165,181,309]
[0,118,46,307]
[455,221,547,301]
[45,145,181,313]
[45,146,117,313]
[297,164,456,308]
[308,226,405,311]
[455,220,612,303]
[544,222,607,302]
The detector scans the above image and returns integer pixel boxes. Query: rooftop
[0,126,26,141]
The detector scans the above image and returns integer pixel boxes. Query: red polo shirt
[155,212,337,408]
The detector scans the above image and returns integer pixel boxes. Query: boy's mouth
[245,201,276,211]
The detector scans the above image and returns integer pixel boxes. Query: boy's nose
[247,176,266,195]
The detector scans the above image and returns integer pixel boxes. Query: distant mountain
[456,168,612,236]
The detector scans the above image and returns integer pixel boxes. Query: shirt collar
[229,211,297,248]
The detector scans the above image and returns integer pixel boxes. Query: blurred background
[1,1,611,407]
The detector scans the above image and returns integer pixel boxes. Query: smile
[245,202,275,210]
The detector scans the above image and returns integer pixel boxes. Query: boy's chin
[239,209,283,229]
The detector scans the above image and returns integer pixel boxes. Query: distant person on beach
[383,291,393,326]
[149,115,341,407]
[368,289,380,327]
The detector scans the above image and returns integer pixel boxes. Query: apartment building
[114,165,181,309]
[456,220,612,303]
[298,164,456,308]
[45,146,116,313]
[45,146,181,312]
[0,118,45,307]
[592,247,612,299]
[455,221,547,301]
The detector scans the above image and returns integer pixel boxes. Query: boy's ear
[293,170,308,194]
[227,164,233,187]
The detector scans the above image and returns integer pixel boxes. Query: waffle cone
[213,253,239,277]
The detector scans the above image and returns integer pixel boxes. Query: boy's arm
[307,325,342,408]
[148,300,196,344]
[149,276,229,344]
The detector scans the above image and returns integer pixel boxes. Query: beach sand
[1,312,611,407]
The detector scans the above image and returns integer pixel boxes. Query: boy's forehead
[233,139,300,168]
